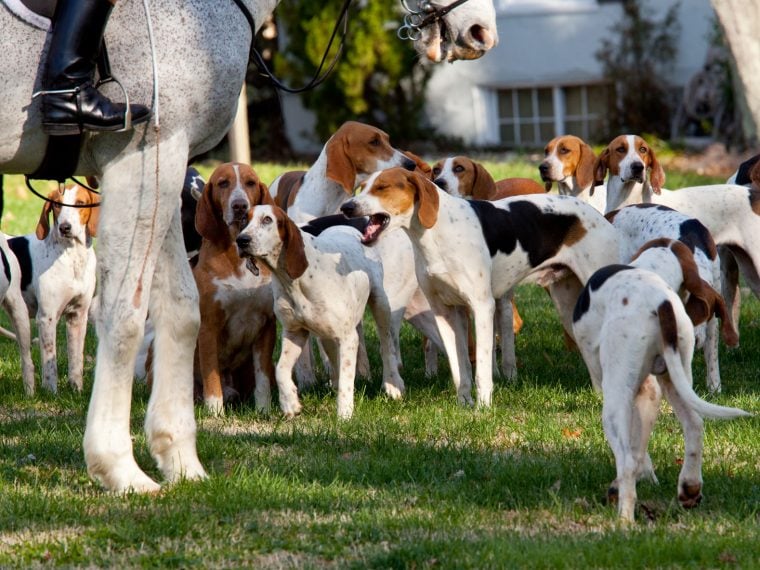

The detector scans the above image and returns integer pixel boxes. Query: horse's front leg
[145,204,205,484]
[83,140,198,492]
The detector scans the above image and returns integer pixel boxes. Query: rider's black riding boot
[39,0,150,135]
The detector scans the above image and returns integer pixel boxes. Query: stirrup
[96,75,133,132]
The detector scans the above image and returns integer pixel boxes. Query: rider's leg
[38,0,150,135]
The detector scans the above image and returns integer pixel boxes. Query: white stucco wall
[425,0,716,146]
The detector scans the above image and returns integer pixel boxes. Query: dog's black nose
[59,222,72,235]
[236,234,252,249]
[538,162,549,174]
[433,177,448,190]
[402,157,416,171]
[630,162,645,175]
[231,199,249,214]
[341,201,356,217]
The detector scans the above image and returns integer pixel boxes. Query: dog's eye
[218,179,229,188]
[245,179,257,187]
[454,165,465,173]
[262,215,273,225]
[76,200,85,206]
[616,146,626,154]
[432,167,441,176]
[369,138,380,147]
[374,184,388,192]
[639,146,648,154]
[559,147,569,154]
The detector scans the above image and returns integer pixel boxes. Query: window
[496,84,609,147]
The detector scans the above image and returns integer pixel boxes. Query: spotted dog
[341,167,620,406]
[236,205,405,420]
[572,238,747,522]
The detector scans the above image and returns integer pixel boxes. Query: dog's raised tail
[657,300,751,420]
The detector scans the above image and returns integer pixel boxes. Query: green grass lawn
[0,162,757,568]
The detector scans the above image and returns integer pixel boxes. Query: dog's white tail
[658,301,750,420]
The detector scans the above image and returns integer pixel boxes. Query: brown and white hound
[572,238,746,522]
[192,163,277,415]
[236,205,405,420]
[594,134,760,335]
[430,155,546,376]
[539,135,605,213]
[342,167,620,406]
[8,184,98,393]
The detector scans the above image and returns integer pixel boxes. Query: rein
[397,0,473,41]
[231,0,353,94]
[25,178,101,208]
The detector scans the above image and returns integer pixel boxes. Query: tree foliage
[596,1,681,139]
[274,2,431,145]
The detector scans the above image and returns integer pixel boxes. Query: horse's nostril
[468,24,495,49]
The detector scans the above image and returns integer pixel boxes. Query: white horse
[0,0,498,493]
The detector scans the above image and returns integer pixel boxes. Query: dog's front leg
[429,298,473,405]
[471,296,495,407]
[335,331,359,420]
[37,311,59,393]
[252,318,276,413]
[277,329,308,417]
[65,307,89,391]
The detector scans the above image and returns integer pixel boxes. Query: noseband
[397,0,473,41]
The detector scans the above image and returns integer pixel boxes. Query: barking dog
[341,167,620,406]
[236,205,405,420]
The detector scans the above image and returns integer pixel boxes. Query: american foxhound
[432,155,544,200]
[431,155,546,376]
[8,184,98,393]
[192,163,276,415]
[594,134,760,334]
[572,238,747,522]
[539,135,606,213]
[236,205,405,420]
[606,204,731,392]
[341,167,620,406]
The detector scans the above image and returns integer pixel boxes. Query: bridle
[397,0,474,41]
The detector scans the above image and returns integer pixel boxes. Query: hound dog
[0,235,35,394]
[594,134,760,332]
[193,163,277,415]
[341,167,620,406]
[432,155,544,200]
[606,204,732,392]
[431,155,545,376]
[269,121,443,382]
[235,205,405,420]
[539,135,606,213]
[572,238,747,522]
[8,184,98,393]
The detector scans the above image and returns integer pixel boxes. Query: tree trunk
[711,0,760,144]
[228,84,251,164]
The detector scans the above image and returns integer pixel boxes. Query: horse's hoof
[383,381,404,400]
[678,482,703,509]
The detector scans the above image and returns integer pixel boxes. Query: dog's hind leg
[2,284,35,395]
[630,374,661,484]
[368,286,405,401]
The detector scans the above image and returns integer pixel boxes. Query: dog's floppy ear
[195,180,226,242]
[669,240,737,344]
[86,197,100,238]
[36,192,58,240]
[749,159,760,190]
[592,147,610,189]
[576,141,597,192]
[471,161,496,200]
[410,171,439,229]
[280,209,308,279]
[648,147,666,195]
[325,133,356,195]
